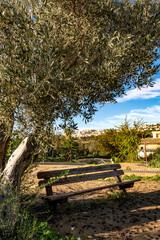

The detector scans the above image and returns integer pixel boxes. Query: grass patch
[122,174,142,181]
[106,191,133,204]
[143,175,160,181]
[122,174,160,181]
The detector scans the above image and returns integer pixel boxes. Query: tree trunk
[0,119,14,171]
[0,135,37,236]
[1,136,35,191]
[0,136,10,170]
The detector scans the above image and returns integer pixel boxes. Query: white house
[138,131,160,158]
[152,131,160,138]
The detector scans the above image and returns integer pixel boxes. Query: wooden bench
[37,164,140,205]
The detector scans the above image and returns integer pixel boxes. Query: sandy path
[48,181,160,240]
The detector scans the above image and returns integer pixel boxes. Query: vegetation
[122,174,160,181]
[1,0,160,191]
[107,190,133,204]
[0,0,160,237]
[148,148,160,168]
[58,124,88,161]
[98,118,143,162]
[0,178,82,240]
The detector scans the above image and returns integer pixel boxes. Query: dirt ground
[30,162,160,240]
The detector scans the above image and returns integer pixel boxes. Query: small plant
[122,174,160,181]
[143,175,160,181]
[122,174,142,181]
[151,175,160,181]
[0,184,54,240]
[104,177,116,182]
[107,191,133,204]
[0,189,83,240]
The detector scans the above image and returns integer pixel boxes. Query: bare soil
[29,162,160,240]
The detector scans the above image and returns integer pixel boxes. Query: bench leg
[114,175,127,194]
[119,186,127,194]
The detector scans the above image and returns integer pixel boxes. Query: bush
[149,148,160,168]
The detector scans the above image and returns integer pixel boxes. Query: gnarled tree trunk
[1,136,36,191]
[0,135,37,234]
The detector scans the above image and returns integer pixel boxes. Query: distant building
[73,129,105,138]
[152,131,160,138]
[138,131,160,158]
[140,123,160,131]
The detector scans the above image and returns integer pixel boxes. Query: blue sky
[76,70,160,131]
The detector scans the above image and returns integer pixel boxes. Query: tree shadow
[47,189,160,239]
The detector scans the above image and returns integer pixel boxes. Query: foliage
[78,136,100,157]
[98,129,120,157]
[59,138,78,161]
[59,137,90,161]
[1,0,159,138]
[117,118,143,161]
[107,190,133,204]
[0,0,160,186]
[122,174,160,181]
[0,179,81,240]
[148,148,160,168]
[142,175,160,181]
[6,136,23,158]
[122,174,142,181]
[59,124,78,161]
[0,184,50,240]
[44,123,90,161]
[143,130,152,138]
[0,204,80,240]
[98,118,144,162]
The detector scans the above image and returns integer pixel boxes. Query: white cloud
[107,105,160,128]
[117,78,160,103]
[78,105,160,130]
[111,106,160,120]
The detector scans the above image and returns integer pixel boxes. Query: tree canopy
[1,0,159,132]
[0,0,160,187]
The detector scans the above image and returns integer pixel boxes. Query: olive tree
[0,0,160,190]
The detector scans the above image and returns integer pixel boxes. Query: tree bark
[0,135,10,170]
[0,118,14,171]
[1,136,35,191]
[0,135,37,234]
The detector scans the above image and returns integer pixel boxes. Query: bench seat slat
[39,170,124,186]
[42,179,140,201]
[37,164,121,179]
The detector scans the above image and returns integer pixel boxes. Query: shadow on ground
[33,187,160,240]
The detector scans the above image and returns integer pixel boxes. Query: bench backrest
[37,164,124,187]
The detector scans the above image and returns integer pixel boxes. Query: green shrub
[149,148,160,168]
